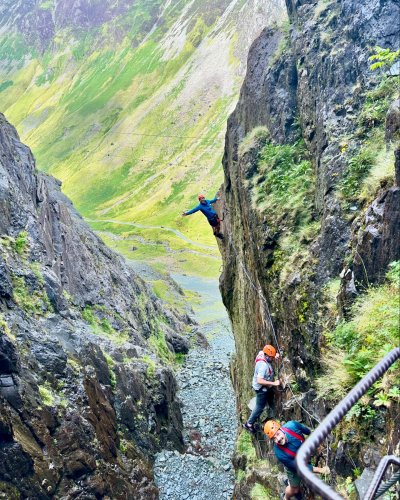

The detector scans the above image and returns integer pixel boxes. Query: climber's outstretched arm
[182,205,200,216]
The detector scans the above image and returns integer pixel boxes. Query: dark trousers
[208,215,221,235]
[248,389,270,424]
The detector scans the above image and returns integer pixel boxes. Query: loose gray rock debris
[155,318,237,499]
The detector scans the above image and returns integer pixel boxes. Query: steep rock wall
[219,1,399,497]
[0,113,189,499]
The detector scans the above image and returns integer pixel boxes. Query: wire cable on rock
[224,228,331,471]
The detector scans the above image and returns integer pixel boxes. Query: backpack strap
[281,427,305,443]
[276,428,305,458]
[255,355,273,382]
[277,444,297,457]
[255,355,266,363]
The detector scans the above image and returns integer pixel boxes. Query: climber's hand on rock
[314,466,330,475]
[182,212,187,216]
[273,380,281,387]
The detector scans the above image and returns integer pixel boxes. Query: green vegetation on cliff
[256,138,313,225]
[244,128,317,283]
[317,261,400,408]
[340,75,398,205]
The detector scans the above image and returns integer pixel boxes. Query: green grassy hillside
[0,0,286,275]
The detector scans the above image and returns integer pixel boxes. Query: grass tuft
[103,351,117,389]
[38,384,55,406]
[149,324,174,363]
[250,483,277,500]
[141,354,157,378]
[317,261,400,401]
[14,231,28,255]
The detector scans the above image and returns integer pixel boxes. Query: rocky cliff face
[219,0,399,497]
[0,0,153,51]
[0,113,189,498]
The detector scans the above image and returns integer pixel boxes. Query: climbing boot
[242,422,256,434]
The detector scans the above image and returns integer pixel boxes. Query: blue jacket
[185,198,218,221]
[273,421,312,473]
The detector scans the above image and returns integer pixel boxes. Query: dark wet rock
[166,332,190,354]
[81,344,112,386]
[0,113,189,497]
[0,257,12,299]
[385,99,400,143]
[339,163,400,308]
[396,147,400,187]
[31,340,68,376]
[84,376,118,459]
[332,441,354,477]
[363,448,383,469]
[218,0,399,496]
[224,26,298,149]
[0,335,19,374]
[0,442,34,481]
[352,185,400,283]
[0,402,13,441]
[65,449,97,479]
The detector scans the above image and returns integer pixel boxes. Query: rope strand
[224,229,333,467]
[226,232,321,423]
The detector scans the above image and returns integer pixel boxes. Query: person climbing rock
[264,420,330,500]
[242,344,280,433]
[182,194,223,239]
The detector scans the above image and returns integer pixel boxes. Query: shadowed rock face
[0,0,140,50]
[0,113,187,498]
[219,0,399,496]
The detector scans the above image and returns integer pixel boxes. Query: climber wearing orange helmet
[182,194,223,239]
[242,344,280,433]
[264,420,330,500]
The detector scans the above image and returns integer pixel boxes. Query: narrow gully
[154,274,238,500]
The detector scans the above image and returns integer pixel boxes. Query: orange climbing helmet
[264,420,280,439]
[198,194,205,200]
[263,344,276,358]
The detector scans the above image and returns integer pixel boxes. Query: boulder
[385,99,400,143]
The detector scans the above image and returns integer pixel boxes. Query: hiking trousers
[248,389,270,424]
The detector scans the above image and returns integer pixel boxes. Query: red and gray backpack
[255,353,273,380]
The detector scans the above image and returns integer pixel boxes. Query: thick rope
[374,470,400,499]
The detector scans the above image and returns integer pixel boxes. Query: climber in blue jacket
[182,194,223,239]
[264,420,330,499]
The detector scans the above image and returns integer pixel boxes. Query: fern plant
[369,46,400,71]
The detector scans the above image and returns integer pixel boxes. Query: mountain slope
[0,0,286,274]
